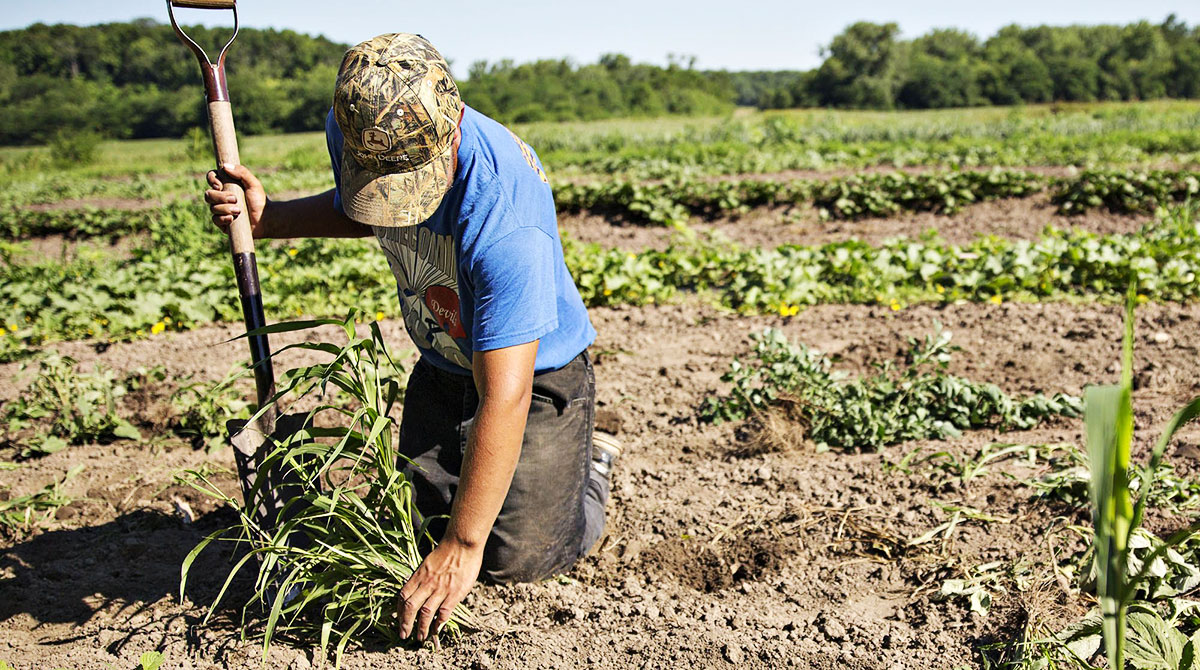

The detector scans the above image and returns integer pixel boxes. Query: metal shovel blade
[227,412,310,537]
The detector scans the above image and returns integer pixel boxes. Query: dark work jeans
[398,351,609,583]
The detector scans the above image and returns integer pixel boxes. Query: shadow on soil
[0,507,248,654]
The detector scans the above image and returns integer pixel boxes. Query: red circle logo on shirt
[424,285,466,339]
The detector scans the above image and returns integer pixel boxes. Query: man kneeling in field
[203,33,620,643]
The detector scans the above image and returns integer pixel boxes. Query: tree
[812,22,905,108]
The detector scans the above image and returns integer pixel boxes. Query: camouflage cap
[333,33,463,227]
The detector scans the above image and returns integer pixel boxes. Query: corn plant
[180,313,469,665]
[1085,299,1200,670]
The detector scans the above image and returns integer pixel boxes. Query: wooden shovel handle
[207,99,276,410]
[208,100,253,255]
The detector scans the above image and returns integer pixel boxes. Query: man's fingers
[431,607,453,645]
[211,203,241,219]
[398,582,434,639]
[221,163,262,191]
[206,170,222,189]
[204,189,237,206]
[414,593,447,643]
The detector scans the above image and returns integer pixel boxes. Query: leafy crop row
[1052,169,1200,215]
[526,104,1200,177]
[2,203,1199,353]
[1,206,156,239]
[555,169,1197,224]
[570,204,1200,309]
[4,169,1193,244]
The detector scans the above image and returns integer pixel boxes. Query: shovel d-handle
[167,0,276,413]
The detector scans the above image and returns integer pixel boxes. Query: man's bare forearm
[443,343,538,549]
[260,188,373,239]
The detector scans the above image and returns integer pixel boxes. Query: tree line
[0,17,1197,145]
[755,17,1200,110]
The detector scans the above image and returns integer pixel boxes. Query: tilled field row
[3,299,1198,669]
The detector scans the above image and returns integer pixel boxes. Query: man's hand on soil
[397,538,483,643]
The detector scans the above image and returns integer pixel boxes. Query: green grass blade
[179,529,226,602]
[1086,383,1133,670]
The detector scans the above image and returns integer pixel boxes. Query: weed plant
[701,327,1080,450]
[0,465,82,537]
[180,313,468,664]
[1,354,154,457]
[170,374,251,453]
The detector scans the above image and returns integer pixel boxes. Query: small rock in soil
[722,642,745,664]
[821,616,847,641]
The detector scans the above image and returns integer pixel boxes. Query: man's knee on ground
[480,543,580,584]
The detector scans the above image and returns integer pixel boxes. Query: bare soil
[3,298,1199,669]
[562,191,1152,251]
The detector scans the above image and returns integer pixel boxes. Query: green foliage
[812,169,1045,219]
[0,172,165,208]
[796,19,1200,110]
[899,442,1050,492]
[47,130,101,167]
[526,101,1200,178]
[1053,169,1200,215]
[183,127,210,162]
[180,313,468,665]
[0,206,155,239]
[1032,444,1200,514]
[138,651,165,670]
[0,21,346,144]
[569,202,1200,310]
[170,374,251,453]
[459,54,735,123]
[556,170,1196,225]
[0,465,82,537]
[5,201,1200,350]
[3,18,1200,143]
[700,327,1080,450]
[1,354,150,457]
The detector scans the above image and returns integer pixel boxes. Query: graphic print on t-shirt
[373,226,472,369]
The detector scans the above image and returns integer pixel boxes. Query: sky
[2,0,1198,76]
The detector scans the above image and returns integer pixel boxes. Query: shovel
[166,0,305,527]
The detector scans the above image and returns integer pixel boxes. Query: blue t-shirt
[326,105,596,375]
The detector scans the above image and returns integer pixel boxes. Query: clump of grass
[48,129,102,167]
[180,313,470,665]
[703,327,1082,451]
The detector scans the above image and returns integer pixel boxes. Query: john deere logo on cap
[362,127,392,152]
